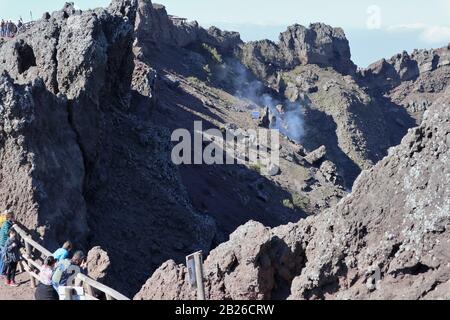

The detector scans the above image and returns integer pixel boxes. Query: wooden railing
[12,225,130,300]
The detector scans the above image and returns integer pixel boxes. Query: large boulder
[135,221,307,300]
[86,246,111,282]
[134,260,195,300]
[304,145,327,165]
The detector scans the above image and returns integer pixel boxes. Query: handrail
[13,225,52,257]
[76,273,129,300]
[12,225,130,300]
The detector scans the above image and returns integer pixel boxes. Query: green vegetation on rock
[283,193,310,211]
[202,43,223,64]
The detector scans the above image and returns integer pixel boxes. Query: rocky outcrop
[0,1,216,296]
[86,246,111,282]
[279,65,413,187]
[0,74,88,246]
[289,95,450,300]
[240,23,357,83]
[360,46,450,92]
[135,221,306,300]
[133,0,241,56]
[304,145,327,165]
[358,45,450,124]
[134,260,195,300]
[136,95,449,300]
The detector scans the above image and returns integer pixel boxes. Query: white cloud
[387,23,450,44]
[420,25,450,43]
[387,23,428,31]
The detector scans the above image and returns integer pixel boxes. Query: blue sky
[1,0,450,67]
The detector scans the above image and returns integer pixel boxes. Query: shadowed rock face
[0,75,88,246]
[0,1,217,296]
[135,95,449,300]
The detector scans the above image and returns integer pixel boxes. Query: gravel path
[0,272,35,300]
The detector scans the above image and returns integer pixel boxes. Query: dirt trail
[0,272,35,300]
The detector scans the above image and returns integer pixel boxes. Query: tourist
[9,21,15,37]
[53,241,72,262]
[35,256,59,300]
[5,20,10,37]
[0,210,7,226]
[0,19,19,38]
[0,211,15,276]
[0,211,15,247]
[51,250,86,289]
[0,20,4,37]
[17,18,23,32]
[3,229,22,287]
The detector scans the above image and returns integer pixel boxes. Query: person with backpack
[51,250,86,289]
[0,211,15,276]
[3,229,22,287]
[53,241,72,262]
[35,256,59,300]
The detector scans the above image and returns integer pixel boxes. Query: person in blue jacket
[53,241,73,262]
[0,211,15,276]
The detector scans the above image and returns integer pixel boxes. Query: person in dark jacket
[0,20,5,37]
[35,256,59,300]
[4,229,21,287]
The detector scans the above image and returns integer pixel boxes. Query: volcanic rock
[136,95,449,300]
[304,146,327,165]
[0,1,216,296]
[86,246,111,282]
[240,23,357,83]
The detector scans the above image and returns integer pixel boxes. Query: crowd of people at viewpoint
[0,210,88,300]
[0,18,24,38]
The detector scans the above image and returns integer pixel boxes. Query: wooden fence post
[24,242,36,288]
[63,287,73,300]
[18,260,25,273]
[85,284,94,297]
[193,252,206,301]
